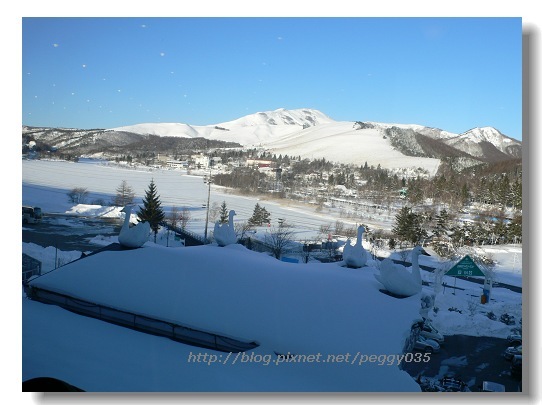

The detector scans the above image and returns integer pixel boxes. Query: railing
[160,222,206,246]
[22,254,41,283]
[26,286,258,353]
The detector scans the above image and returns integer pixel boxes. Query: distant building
[156,154,169,164]
[192,154,210,169]
[210,157,222,167]
[167,160,188,169]
[246,159,273,168]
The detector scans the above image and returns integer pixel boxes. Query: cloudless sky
[22,17,522,139]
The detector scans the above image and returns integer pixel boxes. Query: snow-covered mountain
[110,108,334,146]
[23,108,521,174]
[109,108,520,162]
[440,127,522,159]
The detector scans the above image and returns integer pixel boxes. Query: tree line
[200,152,522,213]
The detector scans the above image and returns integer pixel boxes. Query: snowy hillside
[110,108,335,146]
[265,121,442,173]
[109,122,202,138]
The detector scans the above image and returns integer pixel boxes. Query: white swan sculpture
[374,245,430,297]
[213,209,237,247]
[342,225,368,268]
[118,205,151,249]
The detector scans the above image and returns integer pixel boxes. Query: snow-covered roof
[24,243,422,391]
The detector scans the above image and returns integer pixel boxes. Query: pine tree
[460,182,470,206]
[248,203,271,227]
[260,206,271,225]
[392,207,412,245]
[407,178,423,205]
[137,179,165,242]
[511,180,522,210]
[507,213,522,242]
[388,238,397,250]
[219,201,228,224]
[433,209,449,237]
[248,203,261,226]
[392,206,426,246]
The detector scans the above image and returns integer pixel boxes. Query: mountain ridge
[23,108,521,174]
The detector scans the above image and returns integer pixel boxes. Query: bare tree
[398,249,410,262]
[319,223,332,240]
[167,206,180,229]
[208,201,220,223]
[344,225,358,239]
[167,206,191,230]
[179,207,191,230]
[67,187,88,204]
[265,221,295,259]
[113,180,135,206]
[467,296,479,318]
[334,220,345,236]
[234,221,253,241]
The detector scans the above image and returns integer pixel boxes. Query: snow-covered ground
[22,158,363,241]
[21,158,524,393]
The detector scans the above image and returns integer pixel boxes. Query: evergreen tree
[219,201,228,224]
[260,206,271,225]
[493,218,508,244]
[248,203,271,227]
[248,203,262,227]
[336,172,346,185]
[137,179,165,242]
[507,214,522,243]
[511,180,522,210]
[407,178,423,205]
[433,209,449,237]
[388,238,397,250]
[392,206,426,246]
[392,207,413,246]
[460,182,470,206]
[413,216,429,244]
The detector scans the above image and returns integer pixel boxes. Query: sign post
[445,255,486,298]
[483,277,493,303]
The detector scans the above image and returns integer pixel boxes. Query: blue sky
[22,17,522,140]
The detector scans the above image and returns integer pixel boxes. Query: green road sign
[446,255,485,277]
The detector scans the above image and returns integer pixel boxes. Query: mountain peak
[220,108,335,128]
[460,126,514,145]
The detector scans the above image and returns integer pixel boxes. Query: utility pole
[203,168,212,243]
